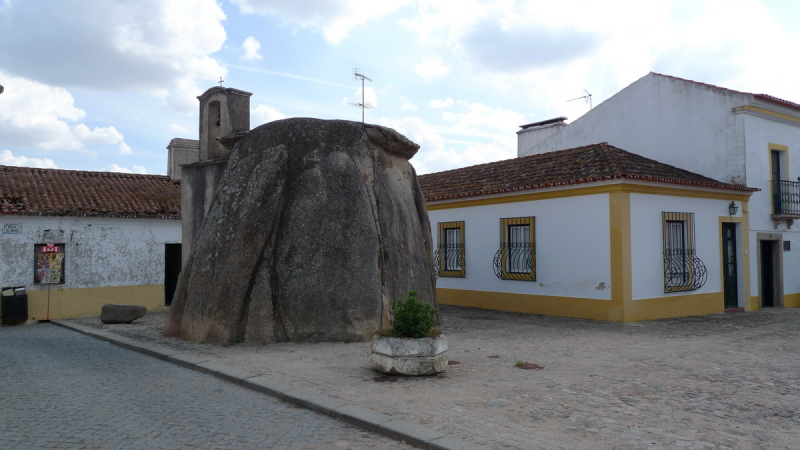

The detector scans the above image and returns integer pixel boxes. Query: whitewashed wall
[518,73,749,186]
[0,216,181,291]
[630,194,732,300]
[741,113,800,297]
[429,193,612,300]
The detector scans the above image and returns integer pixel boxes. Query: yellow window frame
[437,221,465,278]
[498,217,535,281]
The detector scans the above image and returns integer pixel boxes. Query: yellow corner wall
[437,288,620,321]
[21,284,165,321]
[625,292,723,321]
[784,293,800,308]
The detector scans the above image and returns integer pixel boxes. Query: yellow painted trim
[437,221,465,277]
[625,292,723,321]
[784,293,800,308]
[427,183,752,211]
[739,105,800,125]
[749,296,760,310]
[19,284,165,321]
[609,191,631,321]
[498,216,535,280]
[437,288,619,321]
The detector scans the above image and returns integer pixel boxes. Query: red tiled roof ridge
[650,72,800,113]
[418,142,757,202]
[0,165,181,219]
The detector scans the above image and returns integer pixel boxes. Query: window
[493,217,535,281]
[436,221,465,277]
[769,145,800,215]
[662,212,706,292]
[34,243,66,285]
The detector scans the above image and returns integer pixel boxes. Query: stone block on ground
[101,304,146,324]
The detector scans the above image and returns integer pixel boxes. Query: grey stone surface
[379,418,446,445]
[100,303,146,324]
[166,118,439,345]
[371,334,449,375]
[283,388,349,415]
[0,323,412,449]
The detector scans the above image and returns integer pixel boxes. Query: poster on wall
[34,243,65,285]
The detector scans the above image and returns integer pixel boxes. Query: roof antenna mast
[351,68,373,123]
[567,89,592,110]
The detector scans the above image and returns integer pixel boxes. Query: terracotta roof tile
[0,165,181,219]
[418,143,757,202]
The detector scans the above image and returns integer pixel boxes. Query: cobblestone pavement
[66,306,800,450]
[0,324,412,449]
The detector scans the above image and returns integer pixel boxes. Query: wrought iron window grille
[493,217,536,281]
[662,212,707,293]
[435,221,465,278]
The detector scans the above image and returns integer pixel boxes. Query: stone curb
[51,320,488,450]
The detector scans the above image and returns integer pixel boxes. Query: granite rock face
[164,118,438,344]
[101,304,147,324]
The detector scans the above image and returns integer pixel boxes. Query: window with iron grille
[493,217,535,281]
[662,212,706,292]
[434,221,465,277]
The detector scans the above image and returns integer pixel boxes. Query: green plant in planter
[388,290,438,338]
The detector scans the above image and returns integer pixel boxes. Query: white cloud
[168,123,189,133]
[102,163,145,174]
[231,0,412,44]
[118,142,133,155]
[399,96,418,111]
[0,150,58,169]
[251,104,286,127]
[0,0,228,112]
[441,101,526,134]
[428,98,454,109]
[415,55,451,81]
[0,71,133,154]
[241,36,263,61]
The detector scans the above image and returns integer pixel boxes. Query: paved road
[0,324,411,449]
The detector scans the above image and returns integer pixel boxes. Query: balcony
[771,179,800,218]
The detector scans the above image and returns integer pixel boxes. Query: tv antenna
[351,68,373,123]
[567,89,592,110]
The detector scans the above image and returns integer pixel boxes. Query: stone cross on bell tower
[197,86,253,161]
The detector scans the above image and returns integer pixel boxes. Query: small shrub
[389,290,438,338]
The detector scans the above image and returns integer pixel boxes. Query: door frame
[757,233,783,308]
[721,222,739,308]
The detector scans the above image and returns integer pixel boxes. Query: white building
[419,143,755,322]
[519,73,800,310]
[0,166,182,321]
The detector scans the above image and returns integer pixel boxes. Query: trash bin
[1,286,28,323]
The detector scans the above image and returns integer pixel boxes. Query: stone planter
[370,334,448,376]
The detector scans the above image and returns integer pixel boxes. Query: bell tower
[197,86,252,161]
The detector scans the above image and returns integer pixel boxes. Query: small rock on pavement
[101,304,146,324]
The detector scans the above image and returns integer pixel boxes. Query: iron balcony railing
[663,249,707,293]
[772,179,800,215]
[492,242,536,281]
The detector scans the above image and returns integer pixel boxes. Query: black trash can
[1,286,28,323]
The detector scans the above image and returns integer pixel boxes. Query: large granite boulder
[164,119,438,344]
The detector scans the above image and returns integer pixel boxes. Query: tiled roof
[418,143,757,202]
[651,72,800,114]
[0,165,181,218]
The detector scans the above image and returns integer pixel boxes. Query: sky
[1,0,799,176]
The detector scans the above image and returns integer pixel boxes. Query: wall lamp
[728,201,739,216]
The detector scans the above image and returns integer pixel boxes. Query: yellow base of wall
[784,293,800,308]
[14,284,166,321]
[437,288,620,321]
[438,288,726,322]
[625,292,722,321]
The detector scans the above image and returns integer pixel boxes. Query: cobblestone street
[0,324,411,449]
[64,306,800,449]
